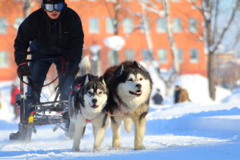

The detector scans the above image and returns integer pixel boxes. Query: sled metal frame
[17,76,70,142]
[15,47,71,142]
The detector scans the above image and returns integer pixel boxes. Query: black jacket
[174,90,180,104]
[14,5,84,65]
[152,93,163,105]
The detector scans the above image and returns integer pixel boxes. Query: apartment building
[0,0,206,81]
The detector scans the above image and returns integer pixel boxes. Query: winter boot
[62,108,70,136]
[9,122,28,141]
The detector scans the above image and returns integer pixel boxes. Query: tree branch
[212,0,219,40]
[211,0,240,52]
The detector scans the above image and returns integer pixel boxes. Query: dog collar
[86,119,93,122]
[115,95,130,116]
[104,96,129,116]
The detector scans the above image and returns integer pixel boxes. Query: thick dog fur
[103,61,152,150]
[68,56,109,152]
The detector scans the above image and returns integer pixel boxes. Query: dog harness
[85,114,100,123]
[104,96,129,116]
[86,119,93,122]
[70,84,82,94]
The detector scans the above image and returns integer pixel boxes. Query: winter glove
[64,62,79,76]
[17,62,31,78]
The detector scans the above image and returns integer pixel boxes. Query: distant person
[10,84,20,120]
[174,85,181,104]
[174,85,191,104]
[152,88,163,105]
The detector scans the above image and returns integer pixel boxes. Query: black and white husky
[68,56,109,152]
[103,61,152,150]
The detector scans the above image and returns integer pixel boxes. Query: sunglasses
[43,3,64,12]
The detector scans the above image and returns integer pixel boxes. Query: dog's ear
[100,76,106,86]
[84,75,89,85]
[116,65,124,77]
[133,61,147,71]
[133,61,141,68]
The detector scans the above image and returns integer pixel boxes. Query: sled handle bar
[28,100,68,108]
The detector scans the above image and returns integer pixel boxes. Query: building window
[189,18,197,32]
[125,49,135,60]
[171,0,180,2]
[123,18,133,33]
[177,49,183,63]
[140,17,149,33]
[108,50,115,65]
[106,18,114,33]
[190,48,199,63]
[108,50,118,65]
[0,18,7,34]
[187,0,196,2]
[89,18,99,33]
[15,17,24,29]
[173,18,182,33]
[142,49,151,62]
[0,51,9,68]
[156,18,166,33]
[157,49,167,63]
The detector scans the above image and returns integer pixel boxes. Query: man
[10,84,20,120]
[174,85,181,104]
[152,88,163,105]
[10,0,84,140]
[174,85,191,104]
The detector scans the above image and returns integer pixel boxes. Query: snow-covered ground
[0,72,240,160]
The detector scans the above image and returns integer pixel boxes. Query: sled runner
[9,47,72,142]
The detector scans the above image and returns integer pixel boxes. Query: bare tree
[192,0,240,100]
[138,0,179,96]
[103,0,146,64]
[104,0,142,35]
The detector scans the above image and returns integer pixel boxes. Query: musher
[10,0,84,140]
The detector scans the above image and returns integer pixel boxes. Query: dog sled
[9,47,72,142]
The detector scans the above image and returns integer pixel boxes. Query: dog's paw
[93,147,100,152]
[112,145,121,149]
[66,133,74,139]
[134,145,145,150]
[72,147,80,152]
[69,134,74,139]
